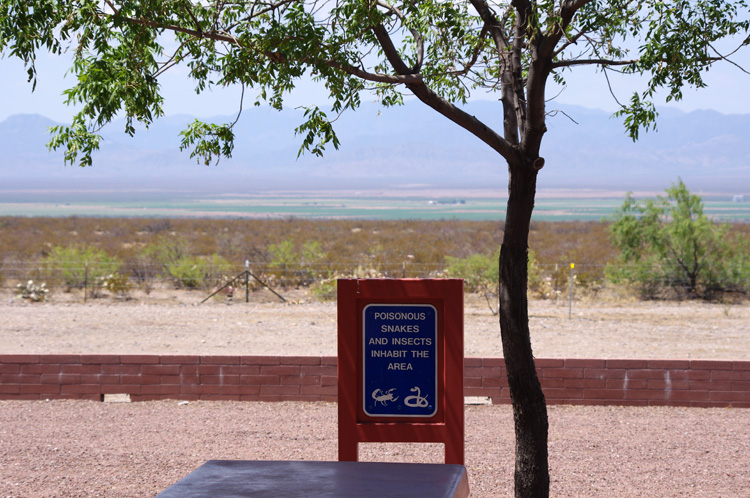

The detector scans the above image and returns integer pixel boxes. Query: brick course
[0,355,747,407]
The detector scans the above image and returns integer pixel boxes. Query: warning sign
[362,304,437,417]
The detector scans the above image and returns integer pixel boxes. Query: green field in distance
[1,191,749,221]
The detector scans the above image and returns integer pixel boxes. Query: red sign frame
[337,279,464,465]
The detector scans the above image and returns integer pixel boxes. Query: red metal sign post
[337,279,464,465]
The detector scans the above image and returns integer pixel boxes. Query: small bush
[43,245,122,290]
[99,272,132,298]
[143,236,231,289]
[445,253,495,292]
[444,248,499,314]
[165,254,232,289]
[16,280,49,302]
[309,273,338,301]
[268,239,326,287]
[124,255,158,294]
[164,256,205,288]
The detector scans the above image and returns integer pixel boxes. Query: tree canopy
[3,1,749,497]
[2,1,749,167]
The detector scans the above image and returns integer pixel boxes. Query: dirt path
[1,290,748,359]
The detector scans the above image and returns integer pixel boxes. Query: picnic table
[156,460,469,498]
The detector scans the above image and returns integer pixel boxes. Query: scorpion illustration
[371,388,398,406]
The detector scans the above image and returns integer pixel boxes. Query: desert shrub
[161,254,232,289]
[143,235,190,268]
[445,248,499,314]
[16,280,49,302]
[548,263,570,297]
[608,180,750,300]
[530,221,616,271]
[702,233,750,299]
[527,252,559,299]
[137,236,189,288]
[17,215,750,301]
[123,254,159,293]
[43,245,122,290]
[267,239,326,287]
[99,272,132,298]
[444,253,496,292]
[445,247,576,306]
[268,239,296,276]
[140,220,173,233]
[0,216,615,282]
[605,260,663,299]
[309,273,339,301]
[163,256,202,288]
[142,235,221,288]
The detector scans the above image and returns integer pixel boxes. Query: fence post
[245,260,250,303]
[568,263,574,320]
[84,261,88,303]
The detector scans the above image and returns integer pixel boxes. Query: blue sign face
[362,304,438,417]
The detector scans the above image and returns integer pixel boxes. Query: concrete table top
[156,460,470,498]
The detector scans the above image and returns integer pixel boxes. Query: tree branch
[105,9,421,85]
[447,24,489,77]
[103,0,119,15]
[706,40,750,76]
[406,79,519,161]
[375,0,424,72]
[560,0,594,26]
[551,28,589,59]
[470,0,521,144]
[183,2,204,37]
[469,0,511,51]
[371,23,413,75]
[552,57,639,69]
[510,4,528,143]
[113,13,239,44]
[324,58,423,84]
[368,7,516,159]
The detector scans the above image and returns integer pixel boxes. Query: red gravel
[1,400,748,497]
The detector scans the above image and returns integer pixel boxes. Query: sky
[2,36,750,123]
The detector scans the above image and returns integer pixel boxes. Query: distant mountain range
[1,101,749,194]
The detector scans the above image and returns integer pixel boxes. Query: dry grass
[0,216,608,270]
[1,217,747,301]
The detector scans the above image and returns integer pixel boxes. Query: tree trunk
[499,159,549,497]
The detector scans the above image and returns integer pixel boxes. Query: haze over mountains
[2,101,749,195]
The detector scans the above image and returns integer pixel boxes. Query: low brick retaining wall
[466,358,749,408]
[1,355,748,407]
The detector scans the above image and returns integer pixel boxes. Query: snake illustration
[404,386,429,408]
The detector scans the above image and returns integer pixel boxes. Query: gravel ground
[1,290,749,496]
[1,400,748,497]
[2,289,749,359]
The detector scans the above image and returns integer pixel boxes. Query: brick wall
[0,355,338,402]
[1,355,748,407]
[464,358,750,408]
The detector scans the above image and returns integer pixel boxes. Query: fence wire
[1,260,747,300]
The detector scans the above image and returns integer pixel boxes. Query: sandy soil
[1,289,749,359]
[1,400,748,497]
[1,289,749,497]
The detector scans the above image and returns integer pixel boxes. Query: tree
[2,1,749,496]
[609,179,750,299]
